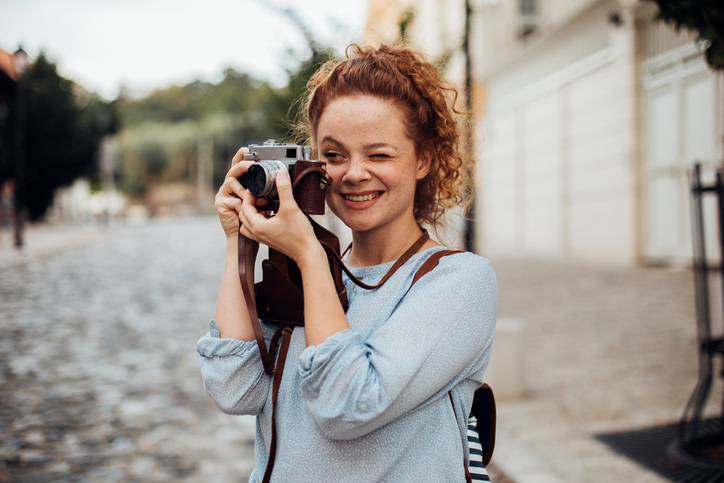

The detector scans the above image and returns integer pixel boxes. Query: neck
[346,222,429,267]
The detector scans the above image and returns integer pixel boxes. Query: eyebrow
[320,136,398,151]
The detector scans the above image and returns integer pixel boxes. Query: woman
[198,44,497,481]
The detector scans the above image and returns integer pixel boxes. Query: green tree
[115,6,337,202]
[4,53,117,220]
[647,0,724,71]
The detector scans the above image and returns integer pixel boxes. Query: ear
[416,146,433,181]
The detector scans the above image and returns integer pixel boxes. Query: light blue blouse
[197,247,497,482]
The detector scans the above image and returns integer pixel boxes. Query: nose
[341,156,371,184]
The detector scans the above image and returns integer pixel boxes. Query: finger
[215,193,242,208]
[231,147,250,167]
[224,175,246,198]
[239,223,256,241]
[274,169,297,210]
[240,189,264,225]
[255,197,270,209]
[226,160,254,180]
[218,161,254,199]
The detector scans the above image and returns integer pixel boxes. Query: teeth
[344,193,380,202]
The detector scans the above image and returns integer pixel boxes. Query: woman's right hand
[214,148,253,238]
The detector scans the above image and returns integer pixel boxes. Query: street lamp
[13,47,29,248]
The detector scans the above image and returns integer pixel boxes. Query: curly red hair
[300,44,472,231]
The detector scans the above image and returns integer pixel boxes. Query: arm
[213,148,257,340]
[197,321,270,415]
[199,148,273,415]
[298,254,497,440]
[213,237,255,340]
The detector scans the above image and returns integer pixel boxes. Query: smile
[342,192,381,202]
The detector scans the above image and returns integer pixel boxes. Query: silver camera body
[242,140,312,198]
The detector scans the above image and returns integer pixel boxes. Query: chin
[329,208,378,233]
[338,217,378,233]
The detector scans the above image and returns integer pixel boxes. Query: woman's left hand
[238,169,319,264]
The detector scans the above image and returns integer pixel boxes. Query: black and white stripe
[467,415,490,481]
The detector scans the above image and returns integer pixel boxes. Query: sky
[0,0,369,100]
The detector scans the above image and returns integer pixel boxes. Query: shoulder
[411,248,496,293]
[420,248,494,277]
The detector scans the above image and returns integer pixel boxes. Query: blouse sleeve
[196,320,271,416]
[298,253,497,440]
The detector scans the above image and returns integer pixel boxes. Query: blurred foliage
[116,73,288,197]
[0,53,118,220]
[115,7,335,202]
[398,7,417,43]
[1,7,340,217]
[647,0,724,71]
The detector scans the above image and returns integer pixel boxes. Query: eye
[323,152,344,163]
[370,153,391,160]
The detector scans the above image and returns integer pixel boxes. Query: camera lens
[245,160,285,198]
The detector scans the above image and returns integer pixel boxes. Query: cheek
[324,164,344,187]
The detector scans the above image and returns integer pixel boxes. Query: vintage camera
[241,140,328,215]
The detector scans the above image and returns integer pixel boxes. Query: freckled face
[316,95,430,235]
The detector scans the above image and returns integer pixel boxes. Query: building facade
[366,0,723,266]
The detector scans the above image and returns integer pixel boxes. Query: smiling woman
[199,44,497,482]
[316,95,431,263]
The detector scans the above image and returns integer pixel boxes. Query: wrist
[296,241,328,274]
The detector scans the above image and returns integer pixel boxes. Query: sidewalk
[1,221,711,482]
[486,254,705,482]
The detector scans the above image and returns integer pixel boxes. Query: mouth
[342,192,382,202]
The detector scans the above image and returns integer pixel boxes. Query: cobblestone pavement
[1,218,256,482]
[0,218,710,482]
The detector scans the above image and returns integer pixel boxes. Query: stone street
[0,218,256,482]
[0,217,712,482]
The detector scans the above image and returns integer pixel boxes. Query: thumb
[275,169,297,208]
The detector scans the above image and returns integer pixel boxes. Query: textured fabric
[198,246,497,482]
[467,415,491,481]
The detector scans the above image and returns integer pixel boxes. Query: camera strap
[238,225,430,483]
[237,222,429,374]
[239,229,480,483]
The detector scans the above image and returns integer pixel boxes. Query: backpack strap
[408,249,463,292]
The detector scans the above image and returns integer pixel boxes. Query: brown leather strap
[408,249,463,293]
[262,325,294,483]
[238,235,275,375]
[335,230,431,290]
[292,165,330,189]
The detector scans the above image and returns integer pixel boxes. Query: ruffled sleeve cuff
[196,320,271,415]
[196,320,259,358]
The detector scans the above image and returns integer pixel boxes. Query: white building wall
[369,0,722,265]
[521,91,563,255]
[478,0,639,264]
[567,64,636,262]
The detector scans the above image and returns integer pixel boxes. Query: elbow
[314,417,368,440]
[204,382,249,415]
[204,381,266,416]
[307,399,383,440]
[201,360,268,416]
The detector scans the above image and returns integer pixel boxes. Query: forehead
[316,95,410,141]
